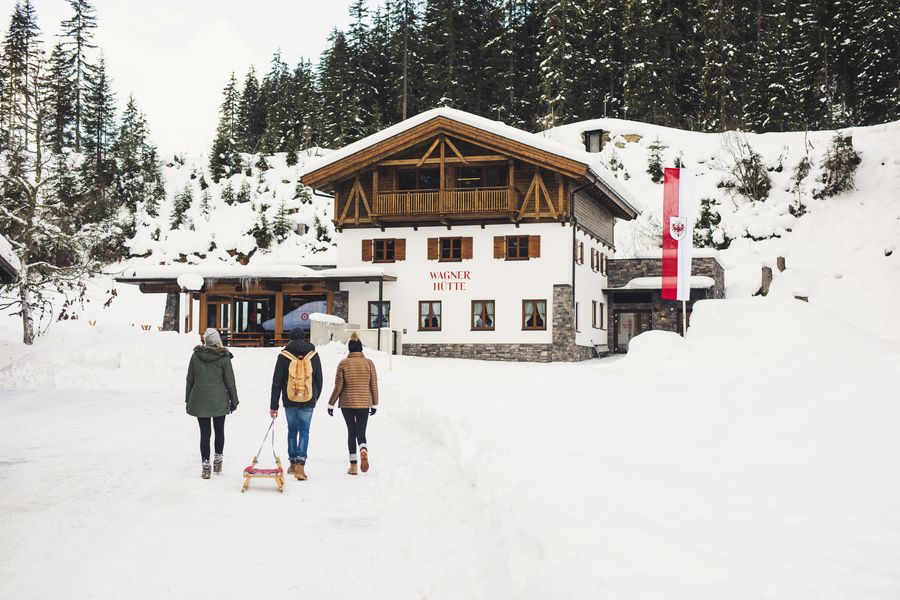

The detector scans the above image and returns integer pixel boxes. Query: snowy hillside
[546,119,900,343]
[128,149,337,267]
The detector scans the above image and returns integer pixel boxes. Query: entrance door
[613,311,651,353]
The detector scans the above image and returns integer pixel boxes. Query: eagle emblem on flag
[669,216,687,241]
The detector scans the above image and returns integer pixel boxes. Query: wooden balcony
[372,187,515,220]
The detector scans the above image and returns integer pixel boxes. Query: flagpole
[682,299,687,337]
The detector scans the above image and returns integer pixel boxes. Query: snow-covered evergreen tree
[59,0,97,153]
[209,73,241,182]
[237,67,265,153]
[170,184,193,229]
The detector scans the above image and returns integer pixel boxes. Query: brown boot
[347,463,358,476]
[360,449,369,473]
[295,463,307,481]
[201,462,211,479]
[287,463,296,475]
[213,454,223,473]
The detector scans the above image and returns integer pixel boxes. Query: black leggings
[197,416,226,462]
[341,408,369,462]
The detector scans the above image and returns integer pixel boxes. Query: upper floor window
[441,237,462,261]
[494,235,540,260]
[398,169,440,191]
[374,239,395,262]
[455,165,508,189]
[507,235,531,260]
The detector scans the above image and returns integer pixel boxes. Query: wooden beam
[536,172,558,219]
[198,293,208,342]
[518,173,539,219]
[416,137,441,167]
[558,177,565,217]
[356,175,373,220]
[275,292,284,340]
[338,182,355,225]
[439,134,446,212]
[376,154,508,167]
[444,137,467,164]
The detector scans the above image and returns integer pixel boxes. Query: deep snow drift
[1,297,899,599]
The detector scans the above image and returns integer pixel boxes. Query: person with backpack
[327,333,378,476]
[186,328,239,479]
[270,328,323,481]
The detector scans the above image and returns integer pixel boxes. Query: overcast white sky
[4,0,381,154]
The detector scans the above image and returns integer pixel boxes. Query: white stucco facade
[336,222,613,351]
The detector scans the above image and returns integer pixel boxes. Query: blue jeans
[284,406,314,464]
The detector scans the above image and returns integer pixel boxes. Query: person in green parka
[186,328,239,479]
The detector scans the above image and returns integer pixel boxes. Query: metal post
[377,277,384,351]
[682,300,687,337]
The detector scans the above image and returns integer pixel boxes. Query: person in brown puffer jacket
[327,333,378,475]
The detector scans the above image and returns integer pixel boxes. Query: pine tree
[853,0,900,124]
[170,184,193,229]
[80,51,116,223]
[209,73,241,182]
[386,0,422,121]
[236,179,251,203]
[272,199,291,241]
[539,0,590,128]
[646,138,665,183]
[260,49,291,153]
[112,96,164,215]
[46,41,74,152]
[346,0,377,139]
[200,189,211,220]
[221,181,235,205]
[249,205,273,249]
[318,29,355,148]
[59,0,97,153]
[699,0,754,130]
[237,67,266,152]
[815,132,861,198]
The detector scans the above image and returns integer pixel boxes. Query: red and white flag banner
[661,168,695,301]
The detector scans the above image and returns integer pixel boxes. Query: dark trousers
[197,416,226,462]
[341,408,369,462]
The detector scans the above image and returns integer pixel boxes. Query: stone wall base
[403,343,595,363]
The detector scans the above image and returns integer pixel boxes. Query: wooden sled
[241,417,284,493]
[241,455,284,493]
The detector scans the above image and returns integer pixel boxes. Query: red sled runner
[241,418,284,493]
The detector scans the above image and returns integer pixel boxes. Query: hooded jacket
[186,345,239,417]
[270,339,324,410]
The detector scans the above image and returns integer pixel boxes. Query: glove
[369,407,377,416]
[327,405,334,417]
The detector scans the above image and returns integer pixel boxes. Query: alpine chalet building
[300,108,640,361]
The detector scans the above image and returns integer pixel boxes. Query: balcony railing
[373,187,514,218]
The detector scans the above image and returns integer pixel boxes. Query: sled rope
[254,417,277,461]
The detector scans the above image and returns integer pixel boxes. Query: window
[522,300,547,330]
[600,253,607,275]
[471,300,495,331]
[398,169,440,191]
[592,301,605,329]
[454,166,508,189]
[374,239,395,262]
[441,237,462,261]
[368,301,390,329]
[485,165,508,187]
[576,241,584,264]
[456,167,482,189]
[419,301,441,331]
[507,235,531,260]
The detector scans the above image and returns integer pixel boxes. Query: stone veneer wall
[403,284,594,363]
[332,290,350,322]
[162,292,180,332]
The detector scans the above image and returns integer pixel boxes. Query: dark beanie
[289,328,304,341]
[348,332,363,353]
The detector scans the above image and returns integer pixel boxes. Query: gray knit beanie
[204,328,222,347]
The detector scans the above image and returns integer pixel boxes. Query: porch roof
[115,264,396,293]
[605,275,716,291]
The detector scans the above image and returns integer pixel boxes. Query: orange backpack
[280,350,317,402]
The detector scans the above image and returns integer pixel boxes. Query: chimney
[583,129,606,153]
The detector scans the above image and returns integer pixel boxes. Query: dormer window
[584,129,605,153]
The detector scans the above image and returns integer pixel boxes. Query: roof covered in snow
[115,264,396,288]
[0,233,20,282]
[300,107,639,220]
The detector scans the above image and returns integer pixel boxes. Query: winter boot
[360,448,369,473]
[295,463,307,481]
[347,462,358,476]
[213,454,223,474]
[201,460,211,479]
[287,462,296,475]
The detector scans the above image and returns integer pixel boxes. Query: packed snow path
[2,298,900,599]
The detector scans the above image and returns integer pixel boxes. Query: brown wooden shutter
[494,236,506,259]
[427,238,440,260]
[361,239,373,262]
[394,238,406,261]
[461,237,473,259]
[601,253,607,274]
[528,235,541,258]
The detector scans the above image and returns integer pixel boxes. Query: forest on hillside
[209,0,900,178]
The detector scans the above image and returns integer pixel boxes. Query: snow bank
[309,312,345,324]
[176,273,204,291]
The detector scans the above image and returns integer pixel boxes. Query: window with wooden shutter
[427,238,440,260]
[601,253,607,275]
[440,237,463,261]
[361,239,373,262]
[461,237,473,259]
[493,236,506,259]
[373,239,396,262]
[528,235,541,258]
[576,241,584,264]
[394,238,406,261]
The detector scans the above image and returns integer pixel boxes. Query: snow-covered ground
[2,295,899,599]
